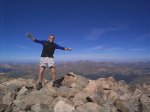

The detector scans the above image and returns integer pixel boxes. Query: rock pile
[0,72,150,112]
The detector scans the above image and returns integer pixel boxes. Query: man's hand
[26,32,35,41]
[65,48,72,51]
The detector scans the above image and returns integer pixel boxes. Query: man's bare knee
[37,66,45,83]
[50,67,56,73]
[39,66,45,73]
[50,66,56,80]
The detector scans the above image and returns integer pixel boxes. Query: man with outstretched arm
[26,32,72,90]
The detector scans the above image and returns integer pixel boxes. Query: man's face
[48,36,54,43]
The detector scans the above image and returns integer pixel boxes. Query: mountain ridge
[0,61,150,84]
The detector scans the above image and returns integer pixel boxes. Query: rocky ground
[0,72,150,112]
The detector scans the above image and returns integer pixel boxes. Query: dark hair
[49,34,55,38]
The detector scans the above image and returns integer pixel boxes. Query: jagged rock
[96,76,119,90]
[18,111,26,112]
[31,103,49,112]
[15,86,29,101]
[84,76,120,95]
[54,100,75,112]
[0,91,4,104]
[0,78,36,94]
[50,96,73,111]
[108,77,116,83]
[0,72,150,112]
[5,84,21,94]
[76,102,107,112]
[118,80,127,87]
[119,93,132,101]
[141,93,150,102]
[42,81,58,97]
[12,106,22,112]
[2,105,12,112]
[61,72,89,90]
[115,100,130,112]
[84,80,98,94]
[0,104,9,112]
[13,89,54,110]
[143,84,150,91]
[18,87,28,95]
[3,92,16,105]
[140,94,150,112]
[116,99,142,112]
[73,92,91,107]
[97,78,111,90]
[132,88,143,99]
[61,74,75,87]
[90,94,106,106]
[56,86,79,98]
[130,97,143,112]
[107,91,118,104]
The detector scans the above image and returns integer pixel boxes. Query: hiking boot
[36,82,42,90]
[52,80,62,88]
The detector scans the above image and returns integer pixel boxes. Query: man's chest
[43,42,55,50]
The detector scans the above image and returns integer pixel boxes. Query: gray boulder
[31,103,50,112]
[3,92,16,105]
[54,101,75,112]
[61,72,89,90]
[76,102,108,112]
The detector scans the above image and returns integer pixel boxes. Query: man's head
[48,34,55,43]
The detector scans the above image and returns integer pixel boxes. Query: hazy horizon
[0,59,150,64]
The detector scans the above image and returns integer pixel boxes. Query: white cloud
[105,47,122,51]
[130,48,145,51]
[87,46,122,52]
[87,45,103,51]
[86,24,128,41]
[86,28,105,40]
[86,27,120,41]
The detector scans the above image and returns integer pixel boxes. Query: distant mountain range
[0,61,150,85]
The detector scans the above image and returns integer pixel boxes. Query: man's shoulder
[34,39,47,42]
[53,42,58,45]
[42,40,48,42]
[41,40,48,44]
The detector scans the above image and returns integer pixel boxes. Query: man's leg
[36,66,45,90]
[50,66,56,81]
[48,58,56,81]
[37,66,45,83]
[48,58,61,87]
[50,66,61,88]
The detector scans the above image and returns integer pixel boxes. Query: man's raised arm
[26,32,45,45]
[26,32,36,41]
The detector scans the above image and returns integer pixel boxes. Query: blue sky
[0,0,150,62]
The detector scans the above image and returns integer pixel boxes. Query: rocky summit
[0,72,150,112]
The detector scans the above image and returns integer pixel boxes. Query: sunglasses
[49,37,54,39]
